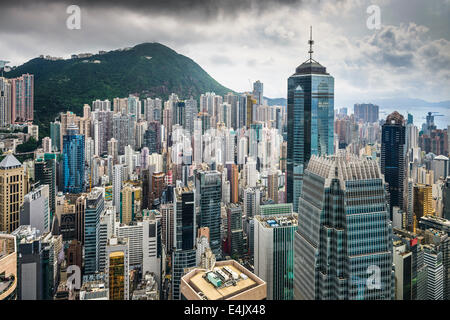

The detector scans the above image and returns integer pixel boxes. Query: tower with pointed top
[286,27,334,212]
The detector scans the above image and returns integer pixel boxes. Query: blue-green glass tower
[287,28,334,212]
[63,123,85,193]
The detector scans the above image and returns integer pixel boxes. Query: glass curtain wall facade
[287,57,334,213]
[294,154,394,300]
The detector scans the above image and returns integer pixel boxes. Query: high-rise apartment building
[10,74,33,123]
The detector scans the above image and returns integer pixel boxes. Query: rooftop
[181,260,266,300]
[0,153,22,170]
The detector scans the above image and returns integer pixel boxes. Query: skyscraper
[287,28,334,212]
[172,183,197,300]
[63,123,85,194]
[294,154,394,300]
[195,170,222,258]
[381,111,406,217]
[253,80,264,106]
[10,73,33,123]
[254,203,297,300]
[106,237,130,300]
[84,189,104,275]
[0,154,24,233]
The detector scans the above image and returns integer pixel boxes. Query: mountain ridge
[5,42,234,136]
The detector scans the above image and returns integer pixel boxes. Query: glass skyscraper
[294,154,394,300]
[195,170,222,258]
[63,123,85,194]
[381,111,406,218]
[254,203,297,300]
[286,33,334,213]
[84,189,104,275]
[172,184,197,300]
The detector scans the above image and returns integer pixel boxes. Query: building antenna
[308,26,314,61]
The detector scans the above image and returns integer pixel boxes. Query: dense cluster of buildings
[0,36,449,301]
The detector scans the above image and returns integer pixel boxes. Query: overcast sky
[1,0,449,109]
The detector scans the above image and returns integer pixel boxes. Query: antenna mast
[308,26,314,61]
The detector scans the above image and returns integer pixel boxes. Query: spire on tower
[308,26,314,61]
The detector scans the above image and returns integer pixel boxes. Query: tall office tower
[0,77,11,126]
[10,73,33,123]
[112,164,124,211]
[160,203,174,251]
[84,189,104,275]
[172,183,197,300]
[0,234,17,301]
[50,121,61,152]
[226,204,244,257]
[0,154,24,233]
[353,103,379,123]
[106,237,130,300]
[294,154,394,300]
[381,111,406,217]
[20,185,50,235]
[253,80,264,106]
[286,31,334,213]
[141,210,163,284]
[280,141,287,172]
[195,171,222,258]
[230,164,239,203]
[35,154,57,220]
[414,184,433,222]
[443,177,450,220]
[62,123,85,194]
[120,184,141,224]
[254,203,297,300]
[12,226,43,300]
[116,223,144,268]
[267,170,279,204]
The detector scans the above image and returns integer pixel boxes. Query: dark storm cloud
[0,0,306,19]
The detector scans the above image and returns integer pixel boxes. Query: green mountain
[6,42,234,137]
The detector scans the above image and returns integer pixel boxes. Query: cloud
[0,0,449,105]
